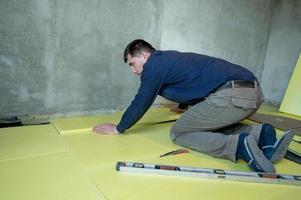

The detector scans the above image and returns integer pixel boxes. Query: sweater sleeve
[116,66,165,133]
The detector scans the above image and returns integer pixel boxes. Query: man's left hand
[92,123,119,135]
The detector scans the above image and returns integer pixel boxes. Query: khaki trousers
[170,82,264,161]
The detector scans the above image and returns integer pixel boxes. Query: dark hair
[123,39,156,63]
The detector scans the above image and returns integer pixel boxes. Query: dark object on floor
[0,116,23,128]
[160,148,189,157]
[285,150,301,165]
[248,113,301,136]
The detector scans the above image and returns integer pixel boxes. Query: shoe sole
[245,135,275,173]
[269,130,295,163]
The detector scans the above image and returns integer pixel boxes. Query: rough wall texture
[0,0,163,116]
[261,0,301,104]
[0,0,298,117]
[160,0,276,79]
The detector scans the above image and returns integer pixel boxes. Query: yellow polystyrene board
[62,129,173,169]
[88,154,301,200]
[280,54,301,116]
[52,112,122,134]
[287,140,301,156]
[257,104,281,115]
[128,121,178,148]
[87,120,301,199]
[52,107,180,135]
[0,124,69,161]
[136,106,180,124]
[293,135,301,142]
[257,104,301,120]
[0,152,105,200]
[59,106,300,169]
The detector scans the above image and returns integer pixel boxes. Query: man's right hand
[92,123,119,135]
[169,104,187,113]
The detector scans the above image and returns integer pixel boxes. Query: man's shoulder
[148,50,182,64]
[152,50,180,56]
[142,51,177,78]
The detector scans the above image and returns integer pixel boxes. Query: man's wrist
[115,125,122,134]
[114,126,120,134]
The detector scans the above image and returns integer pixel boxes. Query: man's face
[126,53,149,76]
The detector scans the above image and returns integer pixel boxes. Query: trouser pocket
[231,87,263,109]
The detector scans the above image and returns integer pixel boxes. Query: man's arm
[93,66,165,134]
[116,67,165,133]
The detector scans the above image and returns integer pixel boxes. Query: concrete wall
[261,0,301,104]
[0,0,298,117]
[0,0,163,116]
[161,0,275,79]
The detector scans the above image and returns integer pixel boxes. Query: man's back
[144,50,256,104]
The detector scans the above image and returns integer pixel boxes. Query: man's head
[124,39,156,76]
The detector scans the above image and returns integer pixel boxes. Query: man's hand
[169,104,187,113]
[162,103,187,113]
[92,123,119,135]
[170,106,186,113]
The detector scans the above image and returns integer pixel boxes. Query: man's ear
[142,51,150,59]
[141,51,146,57]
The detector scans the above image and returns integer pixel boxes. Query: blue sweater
[116,50,256,133]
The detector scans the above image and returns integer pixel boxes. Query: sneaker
[236,133,275,173]
[262,130,295,163]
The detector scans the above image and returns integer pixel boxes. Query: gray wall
[161,0,276,79]
[0,0,299,117]
[261,0,301,104]
[0,0,163,116]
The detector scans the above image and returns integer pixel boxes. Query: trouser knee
[169,124,183,143]
[169,128,178,142]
